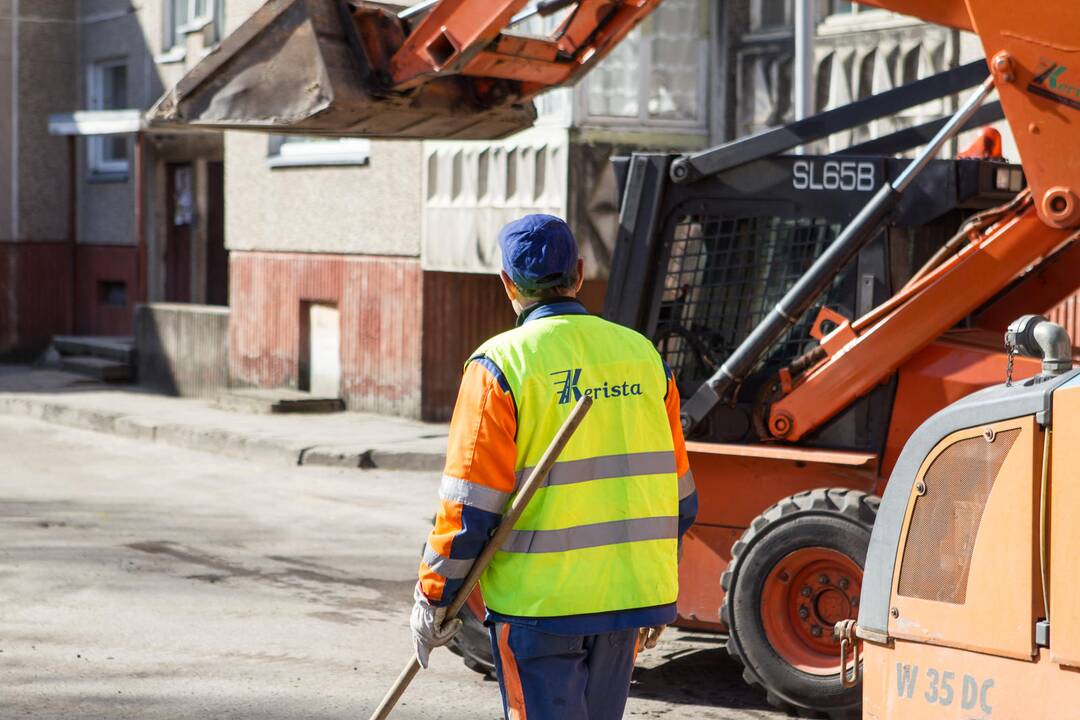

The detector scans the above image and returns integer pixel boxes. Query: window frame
[266,136,372,169]
[87,58,131,177]
[164,0,219,52]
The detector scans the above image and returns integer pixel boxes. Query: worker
[410,214,698,720]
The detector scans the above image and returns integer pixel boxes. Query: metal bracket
[1036,620,1050,648]
[835,618,862,689]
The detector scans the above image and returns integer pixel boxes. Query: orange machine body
[859,371,1080,719]
[675,339,1043,629]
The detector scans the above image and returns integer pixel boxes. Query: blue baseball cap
[498,214,579,291]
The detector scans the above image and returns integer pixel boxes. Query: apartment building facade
[0,0,226,358]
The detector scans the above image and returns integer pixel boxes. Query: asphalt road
[0,416,784,719]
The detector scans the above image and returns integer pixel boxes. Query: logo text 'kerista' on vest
[551,368,643,405]
[472,313,679,618]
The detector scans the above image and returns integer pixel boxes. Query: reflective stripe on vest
[473,313,679,618]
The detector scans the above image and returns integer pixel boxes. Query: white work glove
[410,583,462,669]
[638,625,666,651]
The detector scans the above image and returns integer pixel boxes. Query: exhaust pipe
[1005,315,1074,377]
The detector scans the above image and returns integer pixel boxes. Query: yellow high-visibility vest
[474,311,679,617]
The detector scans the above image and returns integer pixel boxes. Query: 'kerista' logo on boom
[551,368,643,405]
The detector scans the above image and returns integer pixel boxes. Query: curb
[0,395,446,472]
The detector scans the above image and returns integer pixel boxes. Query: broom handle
[368,395,594,720]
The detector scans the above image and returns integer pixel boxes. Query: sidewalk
[0,366,448,471]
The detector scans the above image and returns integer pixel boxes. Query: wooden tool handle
[368,395,594,720]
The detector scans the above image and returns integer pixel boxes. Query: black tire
[720,488,879,719]
[447,598,496,679]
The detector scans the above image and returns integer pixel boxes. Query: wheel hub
[760,548,863,676]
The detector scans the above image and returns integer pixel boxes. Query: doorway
[301,302,341,398]
[165,163,193,303]
[205,161,228,306]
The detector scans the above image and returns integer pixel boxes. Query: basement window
[266,136,371,169]
[97,281,128,307]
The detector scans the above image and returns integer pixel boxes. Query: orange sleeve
[665,373,691,479]
[665,369,698,539]
[419,357,517,604]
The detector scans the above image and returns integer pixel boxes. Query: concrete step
[213,388,345,415]
[53,336,135,364]
[59,356,133,383]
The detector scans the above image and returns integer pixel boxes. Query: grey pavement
[0,366,448,472]
[0,415,783,719]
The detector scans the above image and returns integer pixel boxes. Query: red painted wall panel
[419,272,608,421]
[0,242,74,358]
[74,244,139,337]
[229,251,424,416]
[420,271,516,421]
[230,252,610,419]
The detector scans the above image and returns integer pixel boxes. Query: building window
[751,0,793,30]
[266,136,371,168]
[165,0,221,50]
[582,0,708,128]
[88,59,130,176]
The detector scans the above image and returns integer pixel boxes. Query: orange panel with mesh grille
[897,429,1020,604]
[889,417,1041,661]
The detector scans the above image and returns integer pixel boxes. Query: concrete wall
[136,303,230,397]
[0,1,76,244]
[76,0,165,248]
[212,3,457,262]
[0,1,77,355]
[221,0,422,257]
[224,133,423,256]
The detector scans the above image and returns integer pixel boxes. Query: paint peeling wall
[229,251,424,417]
[224,133,423,257]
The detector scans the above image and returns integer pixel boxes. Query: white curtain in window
[586,27,642,118]
[647,0,704,121]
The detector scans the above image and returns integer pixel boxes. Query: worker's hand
[638,625,666,651]
[410,584,462,669]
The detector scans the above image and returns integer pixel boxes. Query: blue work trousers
[488,623,637,720]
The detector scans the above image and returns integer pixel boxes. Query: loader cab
[606,151,1024,455]
[858,359,1080,719]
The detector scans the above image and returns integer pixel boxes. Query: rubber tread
[720,487,879,720]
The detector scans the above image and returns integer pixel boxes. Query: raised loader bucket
[147,0,537,139]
